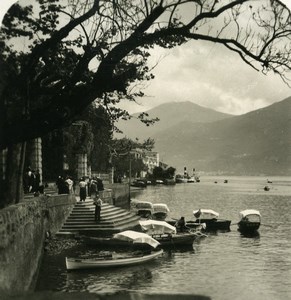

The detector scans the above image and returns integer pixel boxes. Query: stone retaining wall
[0,185,129,296]
[106,183,130,209]
[0,193,75,296]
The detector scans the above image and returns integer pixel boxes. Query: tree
[152,166,176,180]
[109,137,153,178]
[1,0,291,206]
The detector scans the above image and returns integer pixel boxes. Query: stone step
[63,214,140,227]
[70,207,123,214]
[57,198,141,237]
[70,205,133,213]
[68,210,135,220]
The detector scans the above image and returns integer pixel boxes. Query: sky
[1,0,291,116]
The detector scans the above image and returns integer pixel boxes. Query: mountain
[153,97,291,175]
[115,101,233,140]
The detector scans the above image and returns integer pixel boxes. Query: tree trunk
[0,143,26,208]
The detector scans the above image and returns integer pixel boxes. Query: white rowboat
[66,249,163,270]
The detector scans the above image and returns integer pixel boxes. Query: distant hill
[115,101,233,140]
[153,97,291,175]
[115,98,291,175]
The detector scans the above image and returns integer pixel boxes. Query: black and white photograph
[0,1,291,299]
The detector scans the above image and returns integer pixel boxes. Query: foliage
[109,137,154,178]
[1,0,291,148]
[42,103,113,180]
[151,166,176,180]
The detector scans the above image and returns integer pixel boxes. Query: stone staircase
[57,199,141,237]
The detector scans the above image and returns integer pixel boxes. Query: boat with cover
[152,203,170,221]
[238,209,261,233]
[139,220,201,247]
[192,209,231,231]
[81,230,160,249]
[66,249,163,270]
[131,200,153,218]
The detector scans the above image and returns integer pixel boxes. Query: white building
[130,149,159,178]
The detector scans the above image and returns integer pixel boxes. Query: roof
[239,209,261,217]
[139,220,176,234]
[113,230,160,248]
[130,200,153,209]
[153,203,170,212]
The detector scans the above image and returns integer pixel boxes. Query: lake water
[36,176,291,300]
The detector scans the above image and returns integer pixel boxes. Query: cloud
[1,0,290,116]
[123,37,290,115]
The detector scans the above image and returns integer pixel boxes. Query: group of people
[56,175,75,194]
[79,177,104,222]
[23,167,43,195]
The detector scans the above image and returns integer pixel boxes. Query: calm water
[36,176,291,300]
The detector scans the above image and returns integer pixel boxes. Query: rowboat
[139,220,201,247]
[66,249,163,270]
[81,230,160,250]
[193,209,231,231]
[152,203,170,221]
[238,209,261,234]
[130,200,153,218]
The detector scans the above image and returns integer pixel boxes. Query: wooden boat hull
[66,249,163,270]
[152,212,167,221]
[82,232,197,248]
[238,221,260,233]
[153,233,197,247]
[193,219,231,231]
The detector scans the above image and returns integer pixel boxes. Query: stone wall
[0,186,129,296]
[106,183,130,209]
[0,193,76,296]
[45,194,76,234]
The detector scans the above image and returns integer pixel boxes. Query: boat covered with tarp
[238,209,261,233]
[192,209,231,231]
[152,203,170,220]
[131,200,153,218]
[139,220,201,247]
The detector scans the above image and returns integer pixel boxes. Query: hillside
[153,97,291,175]
[115,101,233,139]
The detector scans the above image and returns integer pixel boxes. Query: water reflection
[239,231,261,239]
[65,266,155,293]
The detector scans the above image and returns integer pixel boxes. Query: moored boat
[152,203,170,220]
[175,175,188,183]
[139,219,202,247]
[193,209,231,231]
[81,230,160,250]
[187,177,195,183]
[131,179,147,188]
[130,200,153,218]
[164,178,176,185]
[238,209,261,234]
[66,249,163,270]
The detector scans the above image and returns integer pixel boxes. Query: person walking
[90,178,98,200]
[94,196,102,222]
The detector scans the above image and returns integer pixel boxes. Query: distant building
[130,149,159,178]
